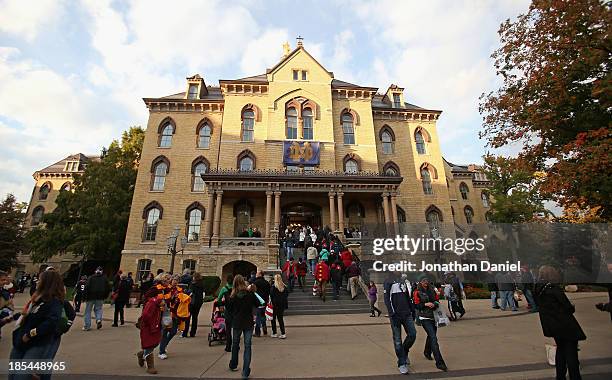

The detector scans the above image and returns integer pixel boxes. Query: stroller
[207,300,227,347]
[443,284,460,321]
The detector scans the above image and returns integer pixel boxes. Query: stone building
[119,41,490,281]
[15,153,98,276]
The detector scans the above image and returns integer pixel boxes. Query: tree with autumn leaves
[480,0,611,222]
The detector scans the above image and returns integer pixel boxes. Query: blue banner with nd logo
[283,141,320,165]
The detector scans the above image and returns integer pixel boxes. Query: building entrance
[280,202,322,233]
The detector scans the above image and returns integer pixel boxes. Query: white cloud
[240,29,289,75]
[0,0,65,41]
[0,50,118,202]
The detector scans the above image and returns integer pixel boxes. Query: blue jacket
[383,276,415,319]
[13,298,63,349]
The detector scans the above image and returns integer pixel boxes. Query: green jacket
[217,283,233,304]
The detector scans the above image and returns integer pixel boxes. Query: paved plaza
[2,292,611,379]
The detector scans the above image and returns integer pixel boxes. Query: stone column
[328,191,336,231]
[336,191,345,236]
[390,192,399,235]
[273,191,281,231]
[211,190,223,247]
[265,191,273,238]
[202,188,215,245]
[382,192,391,236]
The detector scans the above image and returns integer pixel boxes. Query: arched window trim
[185,201,206,220]
[142,201,164,219]
[285,106,298,139]
[285,99,303,118]
[383,161,401,176]
[464,206,474,224]
[60,182,71,191]
[191,156,210,174]
[420,162,438,179]
[459,182,470,200]
[233,199,255,217]
[302,100,319,119]
[31,206,45,225]
[237,149,256,170]
[481,191,490,207]
[241,103,262,122]
[414,126,431,142]
[379,125,396,141]
[340,108,360,126]
[157,117,176,134]
[150,156,170,173]
[39,182,52,200]
[196,118,213,148]
[343,153,361,173]
[425,205,444,222]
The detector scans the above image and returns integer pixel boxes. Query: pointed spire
[296,35,304,47]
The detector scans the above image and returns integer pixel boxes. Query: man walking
[83,267,111,331]
[487,270,500,309]
[498,271,517,312]
[347,262,368,300]
[384,271,417,375]
[253,271,271,337]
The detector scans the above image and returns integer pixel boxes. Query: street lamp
[167,225,188,274]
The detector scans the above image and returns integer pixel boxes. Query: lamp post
[167,225,188,274]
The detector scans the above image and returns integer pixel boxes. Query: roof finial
[296,35,303,47]
[282,41,291,58]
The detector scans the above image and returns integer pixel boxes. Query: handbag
[161,310,173,328]
[434,308,450,327]
[265,299,274,321]
[545,343,556,366]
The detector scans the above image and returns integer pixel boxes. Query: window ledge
[149,190,165,193]
[140,241,157,245]
[156,146,171,149]
[196,147,211,150]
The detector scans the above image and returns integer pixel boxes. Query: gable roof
[266,46,333,78]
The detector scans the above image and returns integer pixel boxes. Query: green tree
[479,0,611,219]
[482,155,549,223]
[26,126,145,264]
[0,194,27,271]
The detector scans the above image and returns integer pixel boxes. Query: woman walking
[535,266,586,380]
[227,275,261,380]
[413,277,448,372]
[113,273,131,326]
[138,273,154,307]
[158,275,180,360]
[270,274,288,339]
[9,270,65,380]
[137,290,165,374]
[368,281,382,317]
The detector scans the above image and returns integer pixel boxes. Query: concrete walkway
[2,292,611,379]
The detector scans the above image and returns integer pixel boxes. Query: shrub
[203,276,221,296]
[464,286,491,299]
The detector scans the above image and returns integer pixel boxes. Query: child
[368,281,382,317]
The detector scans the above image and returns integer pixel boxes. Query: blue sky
[0,0,531,203]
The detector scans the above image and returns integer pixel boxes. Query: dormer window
[64,161,79,172]
[292,69,307,81]
[393,94,401,108]
[187,84,198,99]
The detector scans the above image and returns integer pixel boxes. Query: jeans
[491,291,499,308]
[40,336,62,380]
[9,343,54,380]
[225,318,233,351]
[524,289,537,311]
[500,290,517,311]
[369,299,381,315]
[229,328,253,379]
[297,275,305,289]
[159,319,178,354]
[183,302,202,337]
[308,259,316,273]
[254,307,267,335]
[421,318,445,366]
[286,246,293,259]
[83,299,104,329]
[287,275,295,292]
[318,280,328,301]
[271,308,285,335]
[390,314,417,367]
[554,337,581,380]
[114,301,126,325]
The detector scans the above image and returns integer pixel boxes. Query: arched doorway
[222,260,258,280]
[281,202,322,232]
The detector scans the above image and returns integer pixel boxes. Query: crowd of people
[487,265,539,313]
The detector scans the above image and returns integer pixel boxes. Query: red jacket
[296,261,307,276]
[340,250,352,268]
[315,262,330,282]
[282,261,297,277]
[140,297,163,350]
